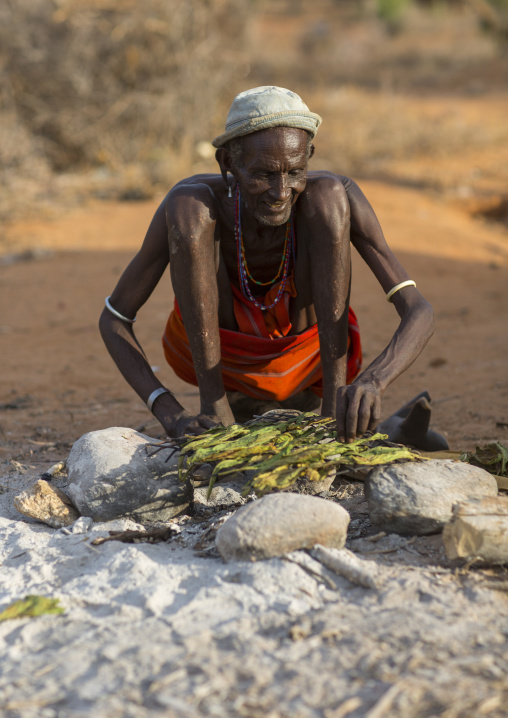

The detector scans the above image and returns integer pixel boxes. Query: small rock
[215,492,350,562]
[443,496,508,564]
[69,516,93,534]
[194,481,246,510]
[66,427,192,523]
[190,463,215,487]
[365,460,498,536]
[293,469,336,496]
[14,479,80,528]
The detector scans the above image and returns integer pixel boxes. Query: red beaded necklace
[234,186,294,312]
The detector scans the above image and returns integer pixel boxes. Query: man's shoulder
[165,174,225,225]
[300,172,356,206]
[165,174,225,211]
[170,173,224,195]
[306,171,354,190]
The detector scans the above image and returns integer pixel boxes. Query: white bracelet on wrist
[146,387,170,413]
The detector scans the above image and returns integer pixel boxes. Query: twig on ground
[91,526,177,546]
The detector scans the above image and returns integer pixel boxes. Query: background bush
[0,0,248,210]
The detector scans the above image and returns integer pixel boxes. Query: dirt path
[1,180,508,470]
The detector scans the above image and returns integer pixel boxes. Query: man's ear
[215,147,233,187]
[308,143,315,160]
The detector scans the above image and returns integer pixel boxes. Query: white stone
[365,459,498,536]
[69,516,93,534]
[215,492,350,562]
[66,427,192,523]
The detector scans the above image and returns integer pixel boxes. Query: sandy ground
[1,180,508,717]
[0,478,508,718]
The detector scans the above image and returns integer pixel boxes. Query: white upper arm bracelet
[386,280,416,302]
[105,296,137,323]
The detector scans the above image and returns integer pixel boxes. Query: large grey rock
[365,459,498,536]
[66,427,192,523]
[215,492,350,562]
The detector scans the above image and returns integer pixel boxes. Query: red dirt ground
[1,179,508,471]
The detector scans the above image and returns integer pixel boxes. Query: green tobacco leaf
[180,425,248,455]
[172,413,421,496]
[0,595,64,622]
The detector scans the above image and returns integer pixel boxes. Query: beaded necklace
[234,186,294,312]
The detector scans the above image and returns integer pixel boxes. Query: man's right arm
[99,192,226,437]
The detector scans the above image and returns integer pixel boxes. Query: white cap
[212,86,322,148]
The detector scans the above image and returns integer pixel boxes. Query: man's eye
[289,169,303,176]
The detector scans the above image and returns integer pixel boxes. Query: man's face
[230,127,310,227]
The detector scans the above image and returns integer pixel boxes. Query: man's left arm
[336,176,435,442]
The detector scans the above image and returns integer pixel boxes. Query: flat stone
[194,480,246,510]
[14,479,80,528]
[215,492,350,562]
[365,459,498,536]
[293,469,336,496]
[66,427,192,523]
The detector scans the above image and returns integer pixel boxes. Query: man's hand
[336,381,382,443]
[161,409,224,439]
[152,393,236,439]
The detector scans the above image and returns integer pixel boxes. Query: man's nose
[269,175,290,201]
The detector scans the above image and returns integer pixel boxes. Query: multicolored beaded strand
[235,186,293,312]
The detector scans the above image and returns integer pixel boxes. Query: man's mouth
[265,201,288,210]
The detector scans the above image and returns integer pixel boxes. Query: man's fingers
[198,415,220,430]
[356,393,373,437]
[345,391,361,442]
[368,394,382,432]
[173,417,204,438]
[336,384,382,442]
[336,387,349,442]
[174,415,221,438]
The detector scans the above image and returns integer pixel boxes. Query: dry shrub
[305,86,508,190]
[0,0,248,219]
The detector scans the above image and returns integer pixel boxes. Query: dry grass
[0,0,248,220]
[307,87,508,191]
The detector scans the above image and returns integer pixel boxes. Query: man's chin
[254,206,292,227]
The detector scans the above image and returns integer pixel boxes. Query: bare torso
[171,171,356,334]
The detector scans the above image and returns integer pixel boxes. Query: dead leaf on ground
[0,595,64,622]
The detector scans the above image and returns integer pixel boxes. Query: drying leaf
[152,412,423,497]
[0,595,64,622]
[461,442,508,477]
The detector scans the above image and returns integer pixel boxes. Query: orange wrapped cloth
[162,277,362,402]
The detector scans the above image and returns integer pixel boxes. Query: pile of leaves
[461,442,508,478]
[155,412,423,497]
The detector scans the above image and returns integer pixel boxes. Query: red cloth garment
[231,275,297,339]
[162,277,362,402]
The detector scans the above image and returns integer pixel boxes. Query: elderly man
[99,86,434,441]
